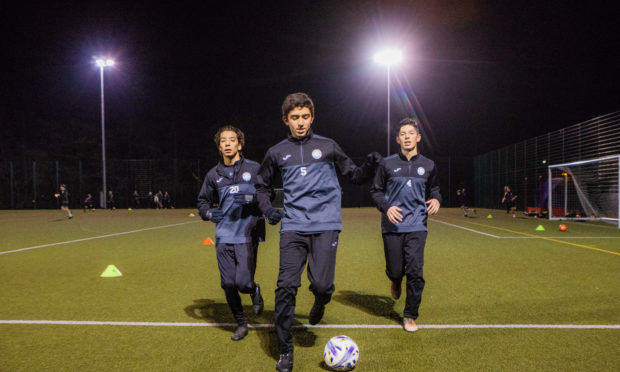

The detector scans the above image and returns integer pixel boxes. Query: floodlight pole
[374,49,402,156]
[386,65,391,156]
[99,65,107,209]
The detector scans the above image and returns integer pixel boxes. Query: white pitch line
[431,219,501,238]
[1,320,618,329]
[0,221,199,255]
[497,236,620,239]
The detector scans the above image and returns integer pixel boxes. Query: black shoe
[230,324,248,341]
[390,280,401,300]
[276,352,293,372]
[250,283,264,315]
[308,300,325,325]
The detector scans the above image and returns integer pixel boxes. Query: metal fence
[474,111,620,211]
[0,156,470,210]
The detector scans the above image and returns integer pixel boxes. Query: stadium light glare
[374,48,403,155]
[373,49,403,66]
[94,56,115,208]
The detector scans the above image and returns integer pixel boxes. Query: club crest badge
[417,167,425,176]
[242,172,251,181]
[312,149,322,159]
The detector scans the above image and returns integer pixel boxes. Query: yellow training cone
[100,265,123,277]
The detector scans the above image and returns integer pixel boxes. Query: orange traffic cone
[202,237,215,246]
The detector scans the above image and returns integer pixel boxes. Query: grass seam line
[0,221,200,255]
[1,320,619,329]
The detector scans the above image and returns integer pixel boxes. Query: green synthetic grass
[1,208,619,371]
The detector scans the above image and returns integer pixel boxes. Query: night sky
[1,1,618,163]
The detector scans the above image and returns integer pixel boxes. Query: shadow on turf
[184,299,317,361]
[333,290,400,322]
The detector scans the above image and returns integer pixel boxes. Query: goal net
[548,155,619,227]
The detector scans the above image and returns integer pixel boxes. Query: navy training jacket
[197,157,265,244]
[370,152,442,234]
[256,131,374,232]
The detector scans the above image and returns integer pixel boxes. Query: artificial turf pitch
[1,208,618,371]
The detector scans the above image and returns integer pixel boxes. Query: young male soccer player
[370,117,441,333]
[55,184,73,219]
[457,188,475,217]
[502,185,518,217]
[83,193,95,212]
[197,125,265,341]
[255,92,381,372]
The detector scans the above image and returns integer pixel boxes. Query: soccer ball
[323,335,359,371]
[559,224,567,232]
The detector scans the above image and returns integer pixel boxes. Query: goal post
[548,155,620,227]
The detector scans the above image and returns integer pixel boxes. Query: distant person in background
[370,117,441,333]
[84,193,95,212]
[153,192,160,209]
[163,191,171,209]
[155,191,164,209]
[502,185,518,217]
[131,190,140,208]
[55,184,73,219]
[457,188,476,217]
[197,125,265,342]
[147,191,155,208]
[107,190,116,210]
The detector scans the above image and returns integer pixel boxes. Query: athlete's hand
[233,193,255,205]
[205,208,224,223]
[366,152,383,167]
[426,198,440,215]
[266,208,285,225]
[386,206,403,224]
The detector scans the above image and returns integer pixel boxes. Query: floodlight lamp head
[95,58,115,68]
[373,49,403,66]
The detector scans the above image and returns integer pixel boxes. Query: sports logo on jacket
[242,172,251,182]
[417,167,425,176]
[282,154,292,161]
[216,177,223,183]
[393,168,401,173]
[312,149,322,159]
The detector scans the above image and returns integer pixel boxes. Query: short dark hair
[213,125,245,155]
[281,92,315,118]
[397,117,420,134]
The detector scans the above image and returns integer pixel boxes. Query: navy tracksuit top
[256,131,374,232]
[197,157,265,244]
[370,152,442,234]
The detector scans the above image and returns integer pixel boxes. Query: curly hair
[213,125,245,155]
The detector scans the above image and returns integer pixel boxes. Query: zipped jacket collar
[287,129,313,144]
[398,151,420,162]
[216,156,244,180]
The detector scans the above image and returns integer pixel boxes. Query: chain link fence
[474,111,620,212]
[1,156,470,210]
